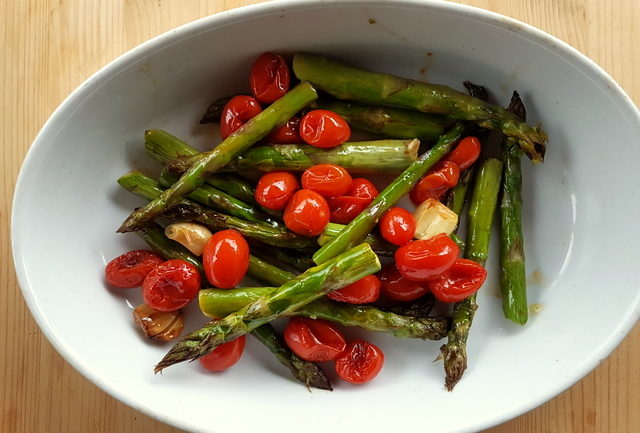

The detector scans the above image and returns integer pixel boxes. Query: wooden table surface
[2,0,639,432]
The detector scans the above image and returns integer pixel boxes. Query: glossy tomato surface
[395,234,460,281]
[377,264,429,302]
[301,164,352,197]
[142,259,201,311]
[335,340,384,384]
[249,53,290,103]
[284,318,346,361]
[379,207,416,246]
[254,171,300,211]
[199,335,247,372]
[105,250,163,288]
[202,230,250,289]
[300,109,351,148]
[220,95,261,139]
[283,189,330,236]
[327,275,381,304]
[427,258,487,302]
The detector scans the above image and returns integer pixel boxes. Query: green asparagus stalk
[441,158,503,391]
[318,222,396,256]
[249,242,314,272]
[312,123,465,264]
[446,168,475,217]
[292,53,546,163]
[118,171,316,249]
[118,82,318,233]
[155,243,380,371]
[199,95,235,124]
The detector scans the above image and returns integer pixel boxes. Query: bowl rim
[11,0,640,432]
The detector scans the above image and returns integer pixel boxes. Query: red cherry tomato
[301,164,352,197]
[254,171,300,211]
[335,340,384,384]
[267,116,301,143]
[377,264,428,301]
[284,318,346,361]
[202,230,250,289]
[395,234,460,282]
[199,336,246,372]
[249,53,290,104]
[300,110,351,148]
[327,275,381,304]
[220,95,262,139]
[427,258,487,303]
[105,250,163,288]
[142,259,201,311]
[410,161,460,205]
[445,136,481,170]
[348,178,378,200]
[283,189,330,236]
[379,207,416,246]
[328,178,379,224]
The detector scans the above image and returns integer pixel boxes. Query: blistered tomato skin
[379,207,416,246]
[142,259,201,312]
[283,189,330,236]
[202,230,250,289]
[284,318,346,361]
[377,265,428,302]
[395,234,460,282]
[267,116,301,143]
[328,178,379,224]
[220,95,262,139]
[427,258,487,302]
[301,164,352,197]
[335,340,384,384]
[410,161,460,205]
[300,110,351,148]
[249,53,291,104]
[199,335,247,372]
[445,136,482,170]
[105,250,164,288]
[327,275,381,304]
[254,171,300,211]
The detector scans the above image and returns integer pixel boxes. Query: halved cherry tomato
[445,136,481,170]
[328,178,379,224]
[220,95,261,139]
[284,318,346,361]
[249,53,290,104]
[105,250,163,288]
[142,259,201,311]
[283,189,330,236]
[426,258,487,302]
[199,335,246,372]
[335,340,384,384]
[202,230,249,289]
[267,116,301,143]
[379,207,416,246]
[395,234,460,282]
[377,264,429,301]
[327,275,381,304]
[409,161,460,205]
[254,171,300,211]
[301,164,352,197]
[300,110,351,148]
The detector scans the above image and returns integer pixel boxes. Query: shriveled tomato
[202,230,249,289]
[300,109,351,148]
[379,207,416,246]
[445,136,481,170]
[395,234,460,282]
[410,161,460,205]
[254,171,300,211]
[377,264,428,301]
[105,250,163,288]
[327,275,381,304]
[283,189,330,236]
[348,178,378,200]
[328,178,379,224]
[267,116,301,143]
[301,164,352,197]
[427,258,487,302]
[199,335,246,372]
[249,53,290,104]
[335,340,384,384]
[220,95,262,139]
[142,259,201,311]
[284,318,346,361]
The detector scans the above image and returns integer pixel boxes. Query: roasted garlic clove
[164,222,212,256]
[133,303,184,341]
[413,198,458,240]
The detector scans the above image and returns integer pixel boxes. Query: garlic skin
[164,222,212,256]
[413,198,458,240]
[133,303,185,341]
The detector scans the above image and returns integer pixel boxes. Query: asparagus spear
[318,222,396,257]
[118,171,316,249]
[249,242,314,272]
[312,123,465,264]
[199,95,235,124]
[441,158,503,391]
[118,82,318,233]
[446,168,475,218]
[292,53,546,162]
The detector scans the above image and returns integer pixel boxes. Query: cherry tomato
[410,161,460,205]
[328,178,379,224]
[348,178,378,200]
[445,136,481,170]
[327,275,381,304]
[335,340,384,384]
[284,318,346,361]
[199,336,246,372]
[249,53,290,104]
[377,264,429,301]
[427,258,487,303]
[301,164,352,197]
[300,110,351,148]
[142,259,201,311]
[105,250,163,288]
[283,189,330,236]
[395,234,460,282]
[267,116,301,143]
[254,171,300,211]
[379,207,416,246]
[202,230,250,289]
[220,95,262,139]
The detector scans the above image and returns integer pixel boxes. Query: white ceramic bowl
[12,1,640,432]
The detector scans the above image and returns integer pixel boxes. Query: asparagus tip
[440,344,467,391]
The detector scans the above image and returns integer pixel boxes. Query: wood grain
[1,1,638,432]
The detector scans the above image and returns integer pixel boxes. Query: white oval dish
[12,1,640,432]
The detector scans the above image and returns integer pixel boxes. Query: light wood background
[1,0,638,432]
